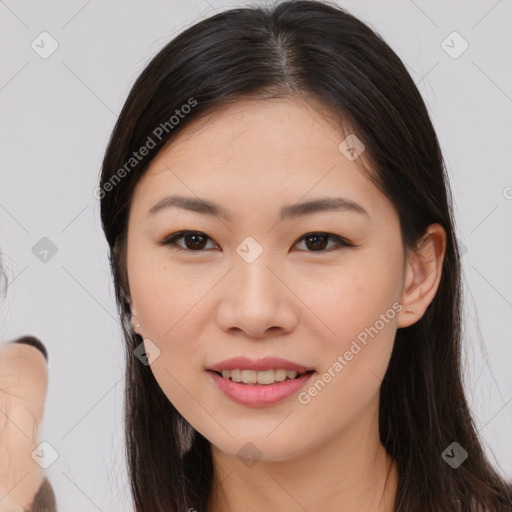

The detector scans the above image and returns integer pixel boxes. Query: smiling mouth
[210,369,315,385]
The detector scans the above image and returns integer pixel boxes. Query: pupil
[186,234,207,250]
[185,234,328,251]
[306,234,327,250]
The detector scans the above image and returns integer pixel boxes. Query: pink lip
[207,370,315,407]
[206,356,312,373]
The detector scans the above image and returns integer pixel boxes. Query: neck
[207,395,398,512]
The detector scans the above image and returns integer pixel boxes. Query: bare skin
[0,340,48,511]
[127,96,446,512]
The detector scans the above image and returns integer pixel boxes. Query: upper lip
[206,357,313,373]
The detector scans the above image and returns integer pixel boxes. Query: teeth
[219,369,303,384]
[274,369,287,382]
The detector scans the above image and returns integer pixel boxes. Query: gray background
[1,0,511,510]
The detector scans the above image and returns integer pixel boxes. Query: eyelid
[159,230,354,252]
[158,230,220,251]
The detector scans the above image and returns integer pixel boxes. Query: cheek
[296,254,401,414]
[128,256,215,399]
[298,312,396,436]
[295,253,401,347]
[129,248,209,338]
[133,276,205,367]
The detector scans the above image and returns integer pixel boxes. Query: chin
[206,428,309,464]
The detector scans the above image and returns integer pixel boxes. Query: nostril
[12,335,48,363]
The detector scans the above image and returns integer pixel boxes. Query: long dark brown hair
[98,1,512,510]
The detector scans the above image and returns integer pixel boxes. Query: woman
[97,1,512,511]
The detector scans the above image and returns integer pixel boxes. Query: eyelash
[159,230,354,253]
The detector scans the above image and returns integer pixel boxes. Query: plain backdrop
[1,1,511,510]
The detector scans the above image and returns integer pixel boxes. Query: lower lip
[207,370,315,407]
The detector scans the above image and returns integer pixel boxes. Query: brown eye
[294,232,352,252]
[160,231,219,251]
[160,230,352,253]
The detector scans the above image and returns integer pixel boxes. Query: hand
[0,336,49,512]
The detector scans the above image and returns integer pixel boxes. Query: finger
[0,488,27,512]
[0,398,43,510]
[0,340,48,510]
[0,398,8,437]
[0,342,48,424]
[12,336,48,363]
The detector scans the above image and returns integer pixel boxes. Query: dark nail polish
[13,336,48,363]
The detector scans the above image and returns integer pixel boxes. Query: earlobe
[129,301,143,335]
[397,223,447,328]
[131,314,142,336]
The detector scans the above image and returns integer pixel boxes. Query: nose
[215,255,298,339]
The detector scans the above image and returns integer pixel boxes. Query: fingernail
[12,335,48,363]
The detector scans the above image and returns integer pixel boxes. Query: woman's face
[126,97,409,461]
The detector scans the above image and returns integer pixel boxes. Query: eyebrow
[148,194,369,221]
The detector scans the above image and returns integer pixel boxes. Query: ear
[128,299,143,335]
[396,223,447,328]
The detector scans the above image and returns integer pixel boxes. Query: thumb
[12,336,48,363]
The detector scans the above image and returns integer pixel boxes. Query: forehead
[132,97,392,223]
[152,96,346,167]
